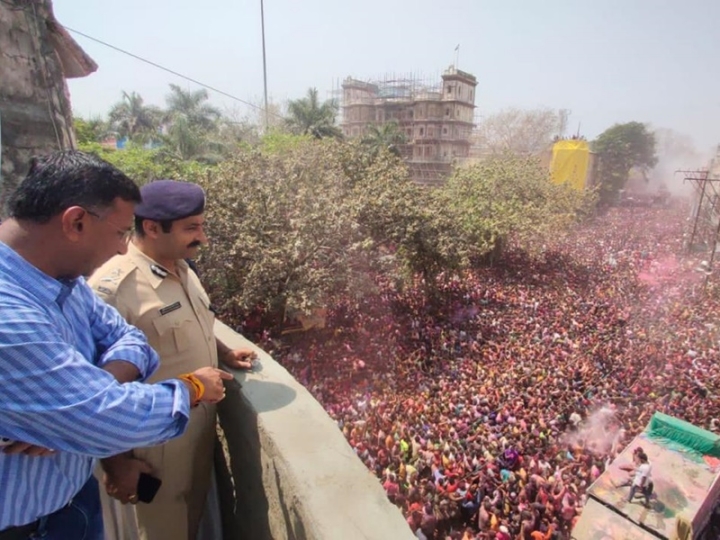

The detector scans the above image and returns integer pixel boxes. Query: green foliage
[198,143,591,330]
[165,84,221,131]
[78,142,210,186]
[258,131,312,155]
[340,143,460,283]
[440,154,593,262]
[285,88,342,139]
[199,140,359,324]
[593,122,658,203]
[73,117,108,144]
[361,121,407,157]
[198,140,455,325]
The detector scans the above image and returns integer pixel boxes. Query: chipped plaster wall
[0,0,77,213]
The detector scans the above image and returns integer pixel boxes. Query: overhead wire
[61,26,284,120]
[0,0,283,120]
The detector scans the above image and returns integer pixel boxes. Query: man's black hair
[8,150,141,223]
[133,216,173,237]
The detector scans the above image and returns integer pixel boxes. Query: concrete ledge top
[215,321,414,540]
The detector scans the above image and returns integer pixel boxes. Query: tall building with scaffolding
[340,67,477,185]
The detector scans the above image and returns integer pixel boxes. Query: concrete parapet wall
[213,321,414,540]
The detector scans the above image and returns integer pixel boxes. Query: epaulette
[91,258,139,299]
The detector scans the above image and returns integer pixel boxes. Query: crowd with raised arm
[2,150,715,540]
[269,202,720,539]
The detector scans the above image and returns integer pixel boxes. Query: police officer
[88,180,255,540]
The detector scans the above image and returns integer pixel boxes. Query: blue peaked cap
[134,180,205,221]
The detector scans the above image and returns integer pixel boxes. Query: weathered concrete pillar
[0,0,96,214]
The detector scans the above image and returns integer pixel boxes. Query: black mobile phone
[137,472,162,504]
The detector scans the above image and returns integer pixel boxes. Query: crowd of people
[262,201,720,539]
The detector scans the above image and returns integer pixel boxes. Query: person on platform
[627,451,653,507]
[89,180,256,540]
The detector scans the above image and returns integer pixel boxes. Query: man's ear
[60,206,88,242]
[142,219,161,239]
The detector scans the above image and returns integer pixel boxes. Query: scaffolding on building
[336,67,477,186]
[338,71,443,104]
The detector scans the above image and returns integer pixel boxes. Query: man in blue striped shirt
[0,151,232,540]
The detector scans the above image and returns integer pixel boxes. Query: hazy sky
[55,0,720,157]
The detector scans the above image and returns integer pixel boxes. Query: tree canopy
[285,88,342,139]
[198,140,421,325]
[361,121,407,157]
[593,122,658,203]
[107,91,162,143]
[160,85,227,162]
[196,141,593,329]
[72,93,599,333]
[73,117,109,145]
[165,84,221,130]
[76,141,210,186]
[440,154,593,263]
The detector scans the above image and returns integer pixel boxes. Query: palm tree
[361,121,407,157]
[286,88,342,139]
[165,84,221,130]
[158,85,225,162]
[108,91,161,142]
[160,117,228,164]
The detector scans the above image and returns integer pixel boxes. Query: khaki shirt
[88,243,218,382]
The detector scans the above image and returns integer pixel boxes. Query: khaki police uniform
[89,242,218,540]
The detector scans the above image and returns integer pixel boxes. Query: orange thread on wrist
[178,374,205,406]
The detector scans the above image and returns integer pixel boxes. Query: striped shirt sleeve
[83,282,160,380]
[0,297,190,458]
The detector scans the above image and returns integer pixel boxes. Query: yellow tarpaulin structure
[550,139,590,191]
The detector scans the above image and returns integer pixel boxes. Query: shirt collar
[0,241,78,307]
[127,242,187,290]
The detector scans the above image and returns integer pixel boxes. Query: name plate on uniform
[159,301,181,316]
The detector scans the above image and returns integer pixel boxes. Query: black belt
[0,520,39,540]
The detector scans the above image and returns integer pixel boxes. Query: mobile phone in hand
[137,472,162,503]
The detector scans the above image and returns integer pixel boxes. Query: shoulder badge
[99,267,124,284]
[150,264,169,279]
[89,258,138,299]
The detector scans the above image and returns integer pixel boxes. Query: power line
[1,0,285,121]
[62,26,283,119]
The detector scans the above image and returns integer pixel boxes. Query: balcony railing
[213,321,414,540]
